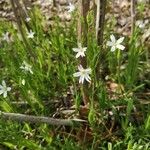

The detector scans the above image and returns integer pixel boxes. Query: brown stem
[93,0,98,22]
[95,0,100,40]
[131,0,136,35]
[14,0,27,19]
[22,0,32,10]
[0,111,86,126]
[97,0,106,46]
[14,0,31,31]
[95,0,107,80]
[10,0,25,42]
[77,0,90,45]
[10,0,35,58]
[53,0,57,7]
[77,0,90,106]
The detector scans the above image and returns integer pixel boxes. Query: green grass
[0,4,150,150]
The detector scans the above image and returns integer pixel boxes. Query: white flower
[73,43,87,58]
[136,20,149,29]
[0,80,11,98]
[67,3,75,13]
[22,79,25,85]
[136,20,144,29]
[27,30,35,39]
[73,65,91,84]
[20,61,33,74]
[107,34,125,52]
[2,32,11,42]
[25,17,31,22]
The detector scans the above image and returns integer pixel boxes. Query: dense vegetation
[0,0,149,149]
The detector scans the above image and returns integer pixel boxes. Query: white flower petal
[73,48,79,52]
[85,68,91,74]
[116,44,125,50]
[86,74,91,80]
[21,79,26,85]
[85,75,91,83]
[78,76,82,84]
[7,87,11,91]
[76,53,81,58]
[20,66,24,69]
[78,65,83,71]
[22,79,25,85]
[81,76,85,84]
[111,46,116,52]
[30,70,33,74]
[73,72,81,77]
[117,37,124,44]
[0,90,4,95]
[80,52,85,57]
[82,47,87,52]
[2,80,6,87]
[110,34,116,43]
[107,41,113,46]
[3,92,7,98]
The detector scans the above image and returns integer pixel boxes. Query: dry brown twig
[0,111,87,126]
[131,0,136,35]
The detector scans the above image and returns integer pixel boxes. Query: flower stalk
[77,0,90,105]
[131,0,136,35]
[95,0,107,81]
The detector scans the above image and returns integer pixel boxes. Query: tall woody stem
[10,0,27,44]
[95,0,107,81]
[131,0,136,35]
[77,0,90,105]
[10,0,35,58]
